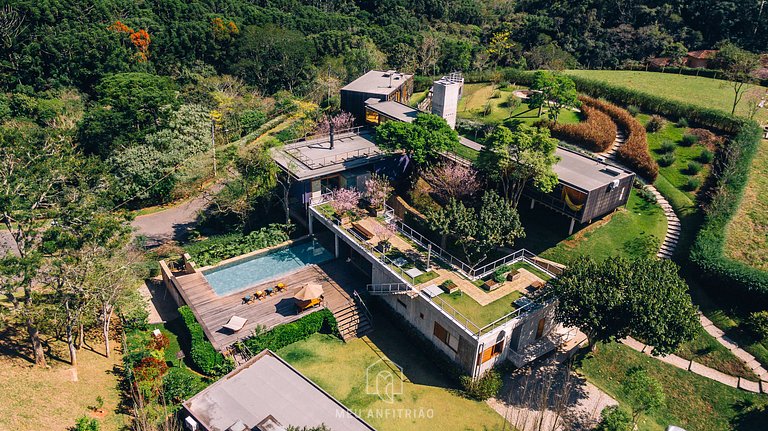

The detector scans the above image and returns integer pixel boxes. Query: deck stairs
[332,291,374,341]
[366,283,418,298]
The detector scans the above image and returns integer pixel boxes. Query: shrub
[637,187,657,204]
[596,406,632,431]
[73,416,100,431]
[185,224,291,267]
[243,309,338,353]
[179,306,233,376]
[746,311,768,341]
[501,95,521,110]
[659,140,676,153]
[653,159,673,175]
[681,134,699,147]
[698,149,714,164]
[646,115,665,132]
[686,161,703,175]
[548,96,616,152]
[162,368,207,404]
[685,177,702,191]
[460,369,502,401]
[626,105,640,116]
[677,117,689,127]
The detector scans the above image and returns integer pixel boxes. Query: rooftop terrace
[271,128,385,181]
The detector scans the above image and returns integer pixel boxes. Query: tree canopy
[375,113,458,167]
[549,257,698,355]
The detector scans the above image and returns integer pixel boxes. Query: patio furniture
[275,282,286,292]
[254,290,266,300]
[352,222,375,240]
[223,315,248,332]
[422,284,443,298]
[294,282,325,313]
[265,288,274,296]
[242,294,253,304]
[404,267,424,279]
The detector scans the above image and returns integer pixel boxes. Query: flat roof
[271,129,386,180]
[366,100,420,123]
[184,350,375,431]
[341,70,413,95]
[554,147,634,191]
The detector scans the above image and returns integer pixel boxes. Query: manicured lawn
[565,70,768,123]
[437,289,524,329]
[578,342,768,431]
[278,330,508,431]
[0,336,128,431]
[674,326,758,380]
[516,192,667,265]
[451,141,480,161]
[457,82,581,125]
[723,139,768,271]
[639,114,712,200]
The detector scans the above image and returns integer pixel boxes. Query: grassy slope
[565,70,768,123]
[458,82,581,125]
[578,342,768,431]
[724,138,768,270]
[0,339,128,431]
[279,331,508,431]
[516,192,667,265]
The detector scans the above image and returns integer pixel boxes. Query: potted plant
[373,222,396,253]
[364,173,393,217]
[330,188,361,225]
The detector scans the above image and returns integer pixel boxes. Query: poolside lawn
[565,70,768,123]
[458,82,581,126]
[278,329,508,431]
[578,342,768,431]
[516,192,667,265]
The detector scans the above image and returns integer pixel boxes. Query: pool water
[203,239,334,296]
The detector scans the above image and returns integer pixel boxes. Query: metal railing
[353,290,373,323]
[366,283,412,295]
[390,217,475,278]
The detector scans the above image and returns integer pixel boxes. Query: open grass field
[723,139,768,271]
[578,342,768,431]
[0,334,128,431]
[517,192,667,265]
[457,82,581,126]
[279,328,508,431]
[565,70,768,123]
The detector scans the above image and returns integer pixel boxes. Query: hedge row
[690,123,768,294]
[178,306,233,376]
[549,96,617,152]
[242,308,338,353]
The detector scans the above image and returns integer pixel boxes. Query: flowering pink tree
[330,188,361,215]
[421,162,481,201]
[373,222,397,251]
[315,112,356,135]
[364,173,393,209]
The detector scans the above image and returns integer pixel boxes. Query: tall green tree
[475,124,559,207]
[527,71,579,122]
[0,125,82,366]
[376,113,458,168]
[712,42,761,115]
[550,257,698,354]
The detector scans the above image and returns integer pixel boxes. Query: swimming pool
[203,239,334,296]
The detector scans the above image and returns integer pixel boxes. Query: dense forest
[1,0,766,209]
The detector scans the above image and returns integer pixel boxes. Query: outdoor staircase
[366,283,418,298]
[332,292,374,341]
[601,128,680,260]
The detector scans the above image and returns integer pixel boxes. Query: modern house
[341,70,414,122]
[183,349,376,431]
[524,147,636,234]
[648,49,719,69]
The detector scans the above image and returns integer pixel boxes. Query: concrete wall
[431,80,462,129]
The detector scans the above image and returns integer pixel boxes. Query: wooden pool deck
[174,261,357,350]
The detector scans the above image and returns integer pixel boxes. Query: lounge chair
[223,316,247,332]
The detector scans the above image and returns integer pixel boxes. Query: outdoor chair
[242,294,253,304]
[275,283,286,292]
[254,290,266,300]
[223,316,247,332]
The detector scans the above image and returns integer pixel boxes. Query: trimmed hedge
[242,308,338,353]
[549,96,616,152]
[690,123,767,294]
[178,306,233,376]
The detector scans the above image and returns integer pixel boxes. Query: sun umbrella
[293,283,324,301]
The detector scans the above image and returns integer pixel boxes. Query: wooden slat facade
[174,261,361,350]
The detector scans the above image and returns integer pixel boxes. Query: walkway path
[601,129,680,259]
[699,313,768,381]
[621,336,768,394]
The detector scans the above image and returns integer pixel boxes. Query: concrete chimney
[431,74,463,129]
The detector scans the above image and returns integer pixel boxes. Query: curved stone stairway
[601,130,679,259]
